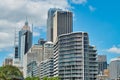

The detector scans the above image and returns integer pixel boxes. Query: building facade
[18,21,32,67]
[47,8,62,42]
[27,61,39,77]
[54,32,97,80]
[109,57,120,80]
[39,58,54,79]
[23,40,54,78]
[89,46,98,80]
[44,41,54,60]
[14,26,20,59]
[97,55,107,74]
[23,44,44,77]
[38,38,46,46]
[53,10,73,42]
[3,57,13,66]
[15,46,19,58]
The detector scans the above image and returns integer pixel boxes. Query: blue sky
[0,0,120,66]
[71,0,120,63]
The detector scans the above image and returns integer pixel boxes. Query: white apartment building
[54,32,98,80]
[109,57,120,80]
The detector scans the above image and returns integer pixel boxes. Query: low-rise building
[39,58,54,79]
[3,57,13,66]
[27,61,39,77]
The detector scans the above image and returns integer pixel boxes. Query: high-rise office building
[53,10,73,42]
[47,8,62,42]
[109,57,120,80]
[18,20,32,66]
[13,26,23,73]
[97,55,107,74]
[54,32,97,80]
[47,8,73,42]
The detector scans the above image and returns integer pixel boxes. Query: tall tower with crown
[18,19,32,67]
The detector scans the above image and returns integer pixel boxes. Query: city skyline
[0,0,120,66]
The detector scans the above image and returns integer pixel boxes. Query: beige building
[53,10,73,42]
[23,44,44,77]
[97,69,110,80]
[44,41,54,60]
[104,69,109,77]
[3,57,13,66]
[13,58,23,74]
[97,74,109,80]
[47,8,62,42]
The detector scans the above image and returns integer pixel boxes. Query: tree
[0,65,23,80]
[0,71,6,80]
[25,76,40,80]
[43,76,60,80]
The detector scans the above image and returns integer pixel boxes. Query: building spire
[25,16,28,26]
[22,17,30,31]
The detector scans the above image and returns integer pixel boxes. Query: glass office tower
[18,21,32,66]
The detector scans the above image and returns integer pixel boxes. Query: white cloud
[0,32,14,49]
[107,46,120,54]
[72,0,87,4]
[0,0,94,51]
[33,32,40,37]
[89,5,96,12]
[8,53,14,58]
[0,0,70,50]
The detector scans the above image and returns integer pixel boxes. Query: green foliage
[0,65,23,80]
[43,76,60,80]
[25,76,60,80]
[25,76,40,80]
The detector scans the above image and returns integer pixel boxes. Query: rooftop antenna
[25,16,28,26]
[32,24,33,32]
[26,16,28,22]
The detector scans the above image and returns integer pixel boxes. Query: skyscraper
[47,8,73,42]
[97,55,107,74]
[53,32,98,80]
[18,20,32,66]
[53,10,73,42]
[47,8,62,42]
